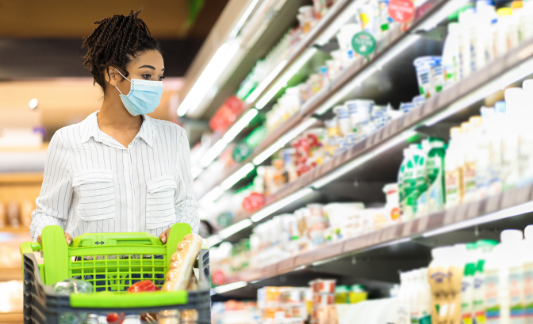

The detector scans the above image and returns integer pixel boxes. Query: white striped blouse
[29,111,199,241]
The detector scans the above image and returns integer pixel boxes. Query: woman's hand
[37,231,72,246]
[159,228,171,244]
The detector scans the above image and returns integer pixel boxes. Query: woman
[30,10,199,245]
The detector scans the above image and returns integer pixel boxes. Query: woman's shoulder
[145,116,186,138]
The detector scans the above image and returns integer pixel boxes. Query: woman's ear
[105,66,121,87]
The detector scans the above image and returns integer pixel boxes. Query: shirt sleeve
[174,127,200,235]
[30,130,72,241]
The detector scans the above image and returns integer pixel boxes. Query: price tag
[417,216,429,233]
[352,31,377,56]
[388,0,415,23]
[402,221,413,237]
[455,204,468,222]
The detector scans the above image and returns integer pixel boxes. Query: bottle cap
[450,127,462,137]
[461,122,471,134]
[501,229,523,243]
[469,116,482,128]
[497,7,513,17]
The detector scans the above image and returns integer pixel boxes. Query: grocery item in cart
[53,278,94,295]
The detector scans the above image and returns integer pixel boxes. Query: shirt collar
[80,111,154,148]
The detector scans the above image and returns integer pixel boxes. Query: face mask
[114,69,163,116]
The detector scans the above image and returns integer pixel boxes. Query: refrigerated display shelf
[224,182,533,284]
[234,32,533,219]
[195,0,449,200]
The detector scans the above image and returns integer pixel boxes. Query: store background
[4,0,533,323]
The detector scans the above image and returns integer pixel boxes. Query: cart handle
[20,242,42,254]
[70,290,188,308]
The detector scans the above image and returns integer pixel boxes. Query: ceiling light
[199,186,224,205]
[29,98,38,109]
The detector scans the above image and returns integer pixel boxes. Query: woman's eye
[142,74,151,79]
[158,76,166,81]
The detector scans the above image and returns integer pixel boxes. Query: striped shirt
[29,111,199,241]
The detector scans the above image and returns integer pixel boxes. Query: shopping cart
[20,223,210,323]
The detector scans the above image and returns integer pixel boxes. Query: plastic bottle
[443,22,460,88]
[449,245,467,324]
[420,268,433,324]
[463,117,483,202]
[398,148,411,217]
[446,127,464,208]
[473,240,499,324]
[399,272,412,324]
[416,141,430,217]
[523,225,533,324]
[488,102,506,196]
[475,4,497,70]
[501,88,523,191]
[426,138,447,213]
[404,145,422,220]
[428,247,454,324]
[517,80,533,186]
[458,8,477,80]
[484,230,524,324]
[462,244,478,324]
[476,108,495,199]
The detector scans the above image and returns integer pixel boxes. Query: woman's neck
[98,93,142,130]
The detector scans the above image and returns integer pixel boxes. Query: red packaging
[312,293,334,306]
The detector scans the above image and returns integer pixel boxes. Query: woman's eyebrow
[139,65,156,70]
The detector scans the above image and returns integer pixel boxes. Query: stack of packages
[310,279,337,324]
[257,286,309,324]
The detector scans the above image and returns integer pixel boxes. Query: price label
[352,31,377,56]
[388,0,415,23]
[417,216,429,233]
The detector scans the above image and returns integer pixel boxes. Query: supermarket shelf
[0,173,43,184]
[225,33,533,228]
[225,183,533,284]
[195,0,449,200]
[0,268,22,281]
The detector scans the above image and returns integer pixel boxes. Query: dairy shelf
[195,0,450,200]
[207,28,533,246]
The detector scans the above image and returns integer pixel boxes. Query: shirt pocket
[146,175,177,230]
[72,169,116,222]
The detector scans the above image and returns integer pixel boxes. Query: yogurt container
[399,102,416,114]
[413,56,442,98]
[412,95,426,108]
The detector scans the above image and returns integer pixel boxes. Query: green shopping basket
[20,223,210,324]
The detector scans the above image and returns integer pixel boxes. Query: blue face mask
[114,69,164,116]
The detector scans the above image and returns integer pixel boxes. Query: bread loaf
[159,233,202,324]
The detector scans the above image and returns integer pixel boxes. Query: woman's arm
[30,130,73,243]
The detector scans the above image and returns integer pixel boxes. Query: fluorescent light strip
[425,56,533,126]
[192,165,203,179]
[207,235,223,247]
[256,48,318,109]
[219,219,253,239]
[223,109,258,143]
[415,0,470,32]
[178,43,230,116]
[199,186,224,205]
[200,139,230,168]
[253,118,317,165]
[246,60,288,104]
[315,35,420,116]
[221,163,255,190]
[251,187,314,222]
[311,130,416,188]
[423,201,533,238]
[229,0,261,38]
[213,281,248,294]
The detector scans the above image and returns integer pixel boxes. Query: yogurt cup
[412,95,426,108]
[399,102,416,114]
[413,56,442,98]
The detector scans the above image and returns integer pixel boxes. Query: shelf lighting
[199,186,224,205]
[315,1,363,46]
[311,130,416,189]
[221,163,255,190]
[256,48,318,109]
[207,235,223,247]
[213,281,248,294]
[253,118,317,165]
[423,201,533,238]
[229,0,261,38]
[219,219,253,239]
[192,165,203,179]
[251,187,313,222]
[223,109,259,143]
[246,60,288,105]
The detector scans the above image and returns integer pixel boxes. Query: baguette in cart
[20,223,211,324]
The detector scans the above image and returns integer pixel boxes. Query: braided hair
[82,9,161,93]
